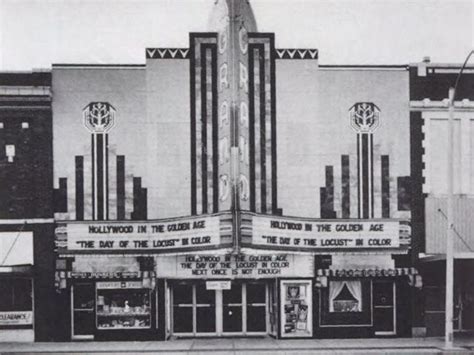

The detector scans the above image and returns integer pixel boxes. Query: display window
[319,279,371,327]
[0,278,32,312]
[280,280,312,338]
[96,281,151,330]
[0,278,33,327]
[329,280,362,313]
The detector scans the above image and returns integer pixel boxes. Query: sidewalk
[1,336,473,354]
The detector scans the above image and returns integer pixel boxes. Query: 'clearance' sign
[251,215,402,250]
[0,311,33,326]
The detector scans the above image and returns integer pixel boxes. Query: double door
[171,281,270,336]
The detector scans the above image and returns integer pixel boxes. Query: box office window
[320,279,371,326]
[0,279,32,311]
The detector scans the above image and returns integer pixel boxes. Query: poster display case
[280,280,312,337]
[96,281,151,330]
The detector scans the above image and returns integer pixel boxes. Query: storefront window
[0,279,32,312]
[0,278,33,327]
[96,281,151,330]
[280,280,312,337]
[329,280,362,312]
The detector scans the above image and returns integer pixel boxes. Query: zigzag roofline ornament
[146,47,319,60]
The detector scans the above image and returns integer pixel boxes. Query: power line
[438,208,474,253]
[1,222,27,266]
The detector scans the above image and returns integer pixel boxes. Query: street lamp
[445,49,474,349]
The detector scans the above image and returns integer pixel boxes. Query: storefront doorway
[71,282,95,340]
[373,280,396,335]
[170,281,272,337]
[454,260,474,332]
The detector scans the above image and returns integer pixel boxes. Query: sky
[0,0,473,70]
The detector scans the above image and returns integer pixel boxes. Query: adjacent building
[410,60,474,336]
[0,71,55,341]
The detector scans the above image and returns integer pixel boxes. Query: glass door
[172,283,193,334]
[223,283,242,333]
[72,282,95,339]
[171,281,269,336]
[172,283,216,335]
[246,283,266,332]
[195,283,216,333]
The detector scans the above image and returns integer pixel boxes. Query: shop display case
[96,281,151,330]
[280,280,312,337]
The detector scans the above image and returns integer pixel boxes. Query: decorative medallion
[220,101,229,127]
[239,174,249,201]
[239,62,248,92]
[239,26,248,54]
[219,30,227,54]
[219,174,230,202]
[240,101,248,127]
[239,135,248,164]
[220,63,229,90]
[349,102,380,133]
[83,102,116,133]
[219,137,230,166]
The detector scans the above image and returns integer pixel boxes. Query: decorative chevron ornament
[275,48,319,59]
[146,48,190,59]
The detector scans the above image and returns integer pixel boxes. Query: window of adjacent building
[329,280,362,313]
[0,278,32,312]
[5,144,15,162]
[0,232,33,265]
[423,112,474,195]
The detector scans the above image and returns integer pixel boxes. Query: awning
[65,271,155,279]
[55,270,156,289]
[316,267,418,278]
[0,264,32,275]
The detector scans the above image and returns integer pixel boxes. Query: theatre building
[49,0,419,341]
[410,60,474,336]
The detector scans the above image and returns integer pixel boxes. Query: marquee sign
[56,215,222,252]
[251,215,404,250]
[156,254,314,279]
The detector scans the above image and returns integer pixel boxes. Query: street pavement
[1,336,474,354]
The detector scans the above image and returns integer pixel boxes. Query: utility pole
[445,87,454,349]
